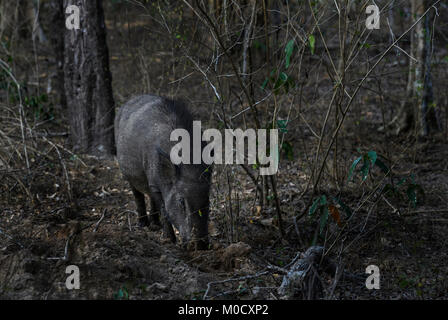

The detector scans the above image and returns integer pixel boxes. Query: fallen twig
[93,208,108,232]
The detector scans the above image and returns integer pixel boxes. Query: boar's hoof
[162,224,177,243]
[186,238,209,251]
[148,214,162,228]
[138,216,150,228]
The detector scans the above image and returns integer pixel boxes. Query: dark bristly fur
[115,95,211,250]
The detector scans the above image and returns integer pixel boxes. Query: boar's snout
[164,189,210,250]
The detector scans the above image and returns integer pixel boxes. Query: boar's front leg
[161,210,176,243]
[148,193,162,227]
[149,191,176,243]
[131,185,150,227]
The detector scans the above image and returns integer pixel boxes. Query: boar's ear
[156,146,181,178]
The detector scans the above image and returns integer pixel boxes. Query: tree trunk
[63,0,115,156]
[420,6,441,135]
[389,0,440,135]
[49,0,66,110]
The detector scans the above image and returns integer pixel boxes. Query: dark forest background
[0,0,447,299]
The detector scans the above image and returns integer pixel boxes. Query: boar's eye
[178,198,185,211]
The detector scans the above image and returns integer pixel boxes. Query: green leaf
[273,72,289,95]
[361,157,371,181]
[115,287,129,300]
[309,197,321,217]
[361,43,371,49]
[367,151,377,166]
[279,72,288,81]
[309,35,316,55]
[396,177,407,186]
[277,119,288,133]
[261,77,269,90]
[319,205,329,235]
[273,78,283,92]
[285,39,295,69]
[348,156,362,182]
[281,141,294,161]
[320,195,327,205]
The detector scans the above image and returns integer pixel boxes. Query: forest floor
[1,131,447,300]
[1,2,447,300]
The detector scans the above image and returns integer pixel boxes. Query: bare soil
[1,1,447,300]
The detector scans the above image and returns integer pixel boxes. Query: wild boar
[115,95,212,250]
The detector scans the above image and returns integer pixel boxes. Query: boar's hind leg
[131,186,150,227]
